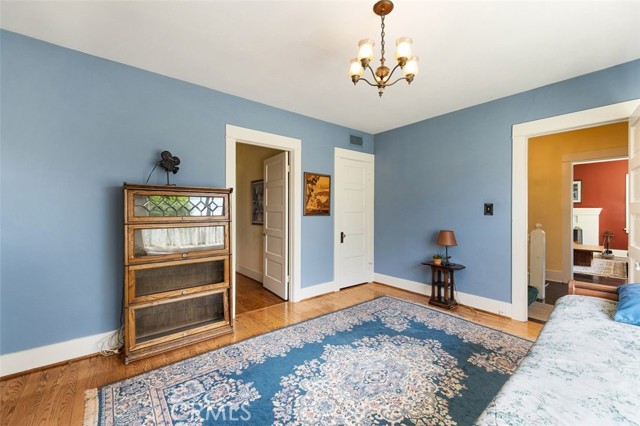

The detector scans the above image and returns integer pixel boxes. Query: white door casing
[628,105,640,283]
[225,125,302,319]
[334,148,374,288]
[263,152,289,299]
[512,99,640,322]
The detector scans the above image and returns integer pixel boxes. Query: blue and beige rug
[84,297,532,426]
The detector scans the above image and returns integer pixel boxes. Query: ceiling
[2,1,640,134]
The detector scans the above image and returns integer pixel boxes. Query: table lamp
[437,230,457,265]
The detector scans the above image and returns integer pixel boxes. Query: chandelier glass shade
[349,0,419,97]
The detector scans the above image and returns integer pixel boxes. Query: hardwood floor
[544,281,568,305]
[235,273,286,315]
[573,273,626,286]
[0,282,542,426]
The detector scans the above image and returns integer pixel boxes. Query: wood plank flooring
[544,281,568,306]
[235,273,285,315]
[0,282,542,426]
[573,273,626,286]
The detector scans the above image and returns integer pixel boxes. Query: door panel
[334,149,374,288]
[263,152,289,299]
[629,105,640,282]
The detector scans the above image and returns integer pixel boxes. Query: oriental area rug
[84,297,533,426]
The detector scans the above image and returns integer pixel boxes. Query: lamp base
[441,247,451,265]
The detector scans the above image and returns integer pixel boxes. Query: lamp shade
[395,37,413,60]
[357,39,375,61]
[437,230,457,247]
[349,58,364,77]
[403,56,419,77]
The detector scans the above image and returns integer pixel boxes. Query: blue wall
[374,59,640,302]
[0,31,373,354]
[2,28,639,355]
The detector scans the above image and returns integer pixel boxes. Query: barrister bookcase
[123,183,233,363]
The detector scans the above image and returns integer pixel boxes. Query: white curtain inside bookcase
[138,227,224,254]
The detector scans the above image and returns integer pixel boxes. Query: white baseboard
[545,269,565,283]
[374,273,513,318]
[374,273,430,296]
[0,330,118,377]
[297,281,339,301]
[2,273,516,377]
[236,265,262,283]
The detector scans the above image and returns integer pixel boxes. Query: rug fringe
[83,388,99,426]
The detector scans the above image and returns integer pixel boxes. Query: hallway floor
[235,273,286,315]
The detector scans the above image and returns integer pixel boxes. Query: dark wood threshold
[573,273,626,287]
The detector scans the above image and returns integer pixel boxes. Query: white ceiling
[2,1,640,134]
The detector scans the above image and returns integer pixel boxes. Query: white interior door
[628,105,640,283]
[334,148,374,288]
[263,152,289,299]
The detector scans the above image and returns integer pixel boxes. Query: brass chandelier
[349,0,419,97]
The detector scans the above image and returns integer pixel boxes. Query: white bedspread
[476,295,640,426]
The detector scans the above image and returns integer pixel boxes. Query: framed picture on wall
[251,179,264,225]
[304,172,331,216]
[572,180,582,203]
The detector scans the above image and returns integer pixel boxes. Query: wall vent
[350,135,363,147]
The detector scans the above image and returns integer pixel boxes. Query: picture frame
[251,179,264,225]
[572,180,582,203]
[304,172,331,216]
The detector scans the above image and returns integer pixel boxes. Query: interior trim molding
[297,281,339,301]
[236,266,263,283]
[0,330,116,378]
[561,147,628,164]
[512,99,640,322]
[545,269,564,283]
[225,125,303,309]
[373,273,513,318]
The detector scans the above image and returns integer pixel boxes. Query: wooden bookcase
[123,183,233,363]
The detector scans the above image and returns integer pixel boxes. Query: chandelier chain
[380,15,386,68]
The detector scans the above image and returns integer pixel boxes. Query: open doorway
[571,158,629,286]
[225,125,303,319]
[526,121,629,323]
[234,143,288,315]
[513,99,640,323]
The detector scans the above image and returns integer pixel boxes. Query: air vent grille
[350,135,363,147]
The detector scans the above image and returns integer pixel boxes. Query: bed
[475,282,640,425]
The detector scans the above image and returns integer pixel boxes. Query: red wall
[573,159,628,249]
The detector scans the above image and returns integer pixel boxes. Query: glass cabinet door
[130,290,228,347]
[127,190,228,222]
[127,257,229,303]
[126,223,228,264]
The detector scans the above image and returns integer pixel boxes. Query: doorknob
[340,232,346,243]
